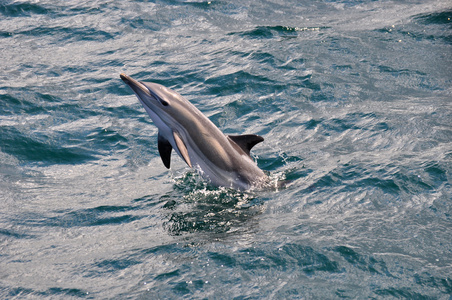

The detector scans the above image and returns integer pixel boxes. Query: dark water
[1,0,452,298]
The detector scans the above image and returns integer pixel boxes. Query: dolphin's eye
[144,84,169,107]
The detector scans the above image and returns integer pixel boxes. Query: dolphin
[120,73,270,190]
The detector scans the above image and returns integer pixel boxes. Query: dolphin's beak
[119,73,130,83]
[120,73,150,96]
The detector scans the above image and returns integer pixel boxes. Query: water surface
[1,0,451,298]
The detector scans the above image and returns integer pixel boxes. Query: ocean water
[1,0,451,298]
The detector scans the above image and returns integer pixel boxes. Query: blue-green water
[1,0,451,298]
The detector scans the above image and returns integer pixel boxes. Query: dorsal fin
[158,132,172,169]
[228,134,264,156]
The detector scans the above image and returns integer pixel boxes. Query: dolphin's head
[120,73,194,129]
[120,73,173,110]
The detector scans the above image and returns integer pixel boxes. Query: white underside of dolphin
[120,73,269,190]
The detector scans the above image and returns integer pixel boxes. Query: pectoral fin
[228,134,264,157]
[173,131,192,168]
[158,132,172,169]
